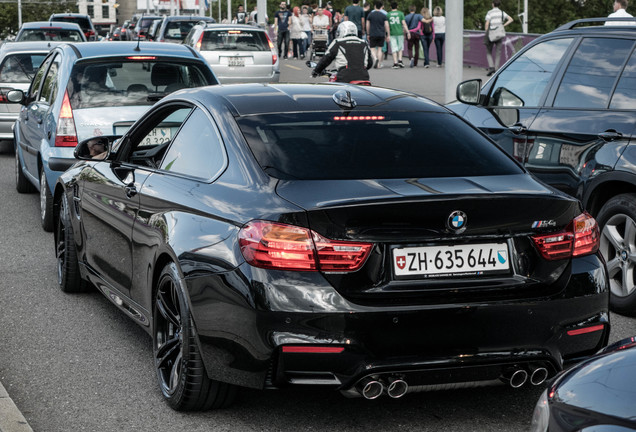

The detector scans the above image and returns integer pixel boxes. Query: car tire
[15,148,35,193]
[597,193,636,316]
[153,262,237,411]
[40,169,54,232]
[56,194,85,293]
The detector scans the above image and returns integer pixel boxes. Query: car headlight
[530,389,550,432]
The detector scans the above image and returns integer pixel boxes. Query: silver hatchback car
[183,23,280,84]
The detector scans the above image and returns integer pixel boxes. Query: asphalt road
[1,64,635,432]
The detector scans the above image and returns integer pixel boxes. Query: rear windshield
[202,30,269,51]
[138,18,162,33]
[0,53,46,83]
[165,21,199,40]
[17,28,84,42]
[237,112,522,180]
[67,60,215,109]
[50,16,91,32]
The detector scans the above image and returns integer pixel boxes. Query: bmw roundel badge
[447,210,468,233]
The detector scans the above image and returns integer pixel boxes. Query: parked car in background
[152,16,215,43]
[134,15,163,40]
[15,21,86,42]
[8,41,217,231]
[48,13,96,41]
[183,23,279,83]
[449,18,636,315]
[531,336,636,432]
[0,42,59,145]
[54,83,609,410]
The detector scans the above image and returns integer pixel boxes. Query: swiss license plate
[140,127,171,147]
[393,243,510,278]
[228,57,245,67]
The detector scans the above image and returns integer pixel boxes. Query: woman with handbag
[484,0,513,76]
[419,7,434,68]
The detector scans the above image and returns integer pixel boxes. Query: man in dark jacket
[312,21,373,83]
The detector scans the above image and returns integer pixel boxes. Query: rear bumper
[0,113,17,139]
[216,70,280,84]
[188,253,609,391]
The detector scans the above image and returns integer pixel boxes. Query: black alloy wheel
[153,263,237,411]
[56,194,85,293]
[597,193,636,316]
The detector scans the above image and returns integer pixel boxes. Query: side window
[159,108,225,180]
[39,54,61,104]
[554,38,635,108]
[27,54,54,101]
[610,49,636,110]
[488,38,573,108]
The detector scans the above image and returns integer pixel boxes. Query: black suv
[449,18,636,314]
[49,13,96,41]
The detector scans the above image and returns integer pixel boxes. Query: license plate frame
[392,243,511,279]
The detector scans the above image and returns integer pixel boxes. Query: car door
[16,53,56,179]
[79,104,195,299]
[523,36,636,199]
[459,37,576,163]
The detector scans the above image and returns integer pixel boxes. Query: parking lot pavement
[0,381,32,432]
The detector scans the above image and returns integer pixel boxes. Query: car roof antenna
[134,12,144,51]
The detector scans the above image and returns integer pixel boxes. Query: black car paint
[55,84,610,394]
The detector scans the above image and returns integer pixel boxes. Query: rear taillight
[532,212,599,260]
[265,34,277,64]
[196,33,204,50]
[239,220,372,272]
[54,90,78,147]
[0,88,9,103]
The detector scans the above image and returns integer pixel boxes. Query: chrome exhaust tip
[501,368,528,388]
[357,378,384,400]
[386,378,408,399]
[530,367,549,386]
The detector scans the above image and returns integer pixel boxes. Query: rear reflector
[239,220,372,272]
[532,212,599,260]
[567,324,605,336]
[282,346,345,353]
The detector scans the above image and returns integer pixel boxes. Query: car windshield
[0,53,46,83]
[165,21,198,40]
[67,60,214,109]
[18,28,84,42]
[202,30,269,51]
[237,112,523,180]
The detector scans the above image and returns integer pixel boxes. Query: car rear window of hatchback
[237,112,523,180]
[0,54,46,83]
[202,30,269,51]
[50,16,91,32]
[67,60,215,109]
[17,29,84,42]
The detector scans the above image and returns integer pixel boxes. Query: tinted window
[237,112,522,180]
[160,108,224,179]
[50,16,91,32]
[610,49,636,109]
[164,21,198,40]
[68,61,215,109]
[0,53,46,83]
[17,29,83,42]
[202,30,269,51]
[489,38,572,107]
[39,54,60,104]
[27,54,53,101]
[554,38,635,108]
[488,38,573,108]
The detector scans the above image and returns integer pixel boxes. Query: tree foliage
[1,1,78,38]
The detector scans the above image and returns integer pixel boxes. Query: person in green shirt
[386,1,410,68]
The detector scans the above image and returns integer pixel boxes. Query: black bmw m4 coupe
[53,83,609,410]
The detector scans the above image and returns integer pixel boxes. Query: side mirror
[74,136,113,161]
[6,89,25,104]
[456,79,482,105]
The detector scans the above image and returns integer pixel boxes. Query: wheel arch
[583,171,636,217]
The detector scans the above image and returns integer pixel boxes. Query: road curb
[0,380,32,432]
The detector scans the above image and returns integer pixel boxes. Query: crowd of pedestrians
[269,0,446,68]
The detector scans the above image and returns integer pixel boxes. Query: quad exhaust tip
[358,378,384,400]
[530,367,549,386]
[386,378,409,399]
[501,368,528,388]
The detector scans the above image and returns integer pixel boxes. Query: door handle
[125,183,137,198]
[598,130,623,142]
[509,123,527,135]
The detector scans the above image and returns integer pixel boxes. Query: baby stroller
[311,28,329,60]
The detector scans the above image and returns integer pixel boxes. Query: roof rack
[555,17,636,31]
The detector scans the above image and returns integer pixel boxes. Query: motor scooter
[306,61,371,86]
